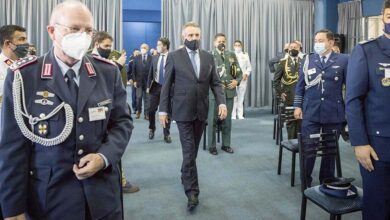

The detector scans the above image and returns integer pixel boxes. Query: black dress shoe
[149,129,155,140]
[209,147,218,155]
[164,136,172,143]
[221,146,234,154]
[187,195,199,211]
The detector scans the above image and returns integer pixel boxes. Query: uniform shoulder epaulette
[9,56,38,71]
[92,55,116,66]
[359,38,375,45]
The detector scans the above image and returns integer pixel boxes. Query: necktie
[221,52,225,62]
[143,55,146,65]
[158,54,165,85]
[190,50,198,78]
[321,56,326,67]
[65,69,78,111]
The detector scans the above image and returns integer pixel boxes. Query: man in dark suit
[132,43,152,119]
[147,37,171,143]
[159,22,227,211]
[128,49,140,113]
[0,1,133,219]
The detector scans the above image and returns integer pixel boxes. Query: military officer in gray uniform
[0,1,133,219]
[208,33,242,155]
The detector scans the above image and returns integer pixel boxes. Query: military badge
[37,121,49,137]
[36,91,55,99]
[382,77,390,87]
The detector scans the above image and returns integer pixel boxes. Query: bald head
[50,0,93,26]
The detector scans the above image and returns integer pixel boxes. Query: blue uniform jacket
[294,52,349,124]
[0,50,133,219]
[346,35,390,147]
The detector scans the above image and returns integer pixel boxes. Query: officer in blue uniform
[294,29,348,186]
[0,1,132,220]
[346,1,390,219]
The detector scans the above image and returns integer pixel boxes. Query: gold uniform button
[78,149,84,155]
[79,135,84,141]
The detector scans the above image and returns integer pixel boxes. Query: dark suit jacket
[147,54,161,95]
[132,54,152,88]
[159,47,225,122]
[0,50,133,219]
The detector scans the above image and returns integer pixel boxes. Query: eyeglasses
[55,23,95,36]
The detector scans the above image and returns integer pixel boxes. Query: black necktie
[221,52,225,61]
[143,55,146,65]
[65,69,78,111]
[321,56,326,67]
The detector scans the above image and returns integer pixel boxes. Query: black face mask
[184,39,199,51]
[97,47,112,59]
[12,43,29,58]
[217,43,225,51]
[289,49,299,57]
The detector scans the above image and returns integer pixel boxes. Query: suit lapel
[46,50,72,104]
[77,57,96,116]
[313,54,322,70]
[180,48,198,80]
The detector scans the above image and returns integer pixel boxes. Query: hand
[243,74,249,81]
[127,79,134,86]
[218,105,227,120]
[355,145,379,172]
[146,88,150,94]
[227,80,238,89]
[73,153,105,180]
[159,115,169,128]
[294,107,302,119]
[5,214,26,220]
[116,52,127,66]
[280,93,287,102]
[134,82,137,88]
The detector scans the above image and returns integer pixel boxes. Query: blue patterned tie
[190,50,198,78]
[159,54,165,85]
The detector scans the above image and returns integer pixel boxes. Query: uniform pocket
[28,167,51,217]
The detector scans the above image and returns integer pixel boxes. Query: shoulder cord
[281,58,299,85]
[13,69,74,146]
[303,55,323,92]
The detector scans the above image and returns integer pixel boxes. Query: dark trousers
[131,86,137,111]
[148,85,170,136]
[136,85,149,115]
[360,136,390,220]
[176,119,205,198]
[301,120,343,186]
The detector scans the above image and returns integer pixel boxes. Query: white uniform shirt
[0,53,14,104]
[235,52,252,75]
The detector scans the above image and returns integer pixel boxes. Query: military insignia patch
[85,63,96,77]
[41,64,53,79]
[9,56,37,71]
[382,77,390,87]
[37,121,49,137]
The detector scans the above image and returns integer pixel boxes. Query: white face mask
[314,42,327,55]
[156,46,162,54]
[234,47,242,53]
[140,48,147,55]
[58,32,91,60]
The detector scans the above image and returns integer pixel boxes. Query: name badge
[385,68,390,78]
[308,68,316,75]
[88,107,106,121]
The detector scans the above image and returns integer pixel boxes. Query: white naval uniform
[0,53,14,136]
[232,51,252,119]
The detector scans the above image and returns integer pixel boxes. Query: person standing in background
[232,40,252,120]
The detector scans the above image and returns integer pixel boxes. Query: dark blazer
[147,54,161,94]
[294,52,349,124]
[132,54,152,87]
[159,47,225,122]
[0,50,133,219]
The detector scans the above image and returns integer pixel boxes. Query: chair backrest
[297,131,342,192]
[277,105,296,142]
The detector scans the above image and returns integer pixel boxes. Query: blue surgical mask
[384,22,390,35]
[314,42,327,55]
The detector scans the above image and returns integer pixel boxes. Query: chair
[298,131,363,220]
[276,105,299,186]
